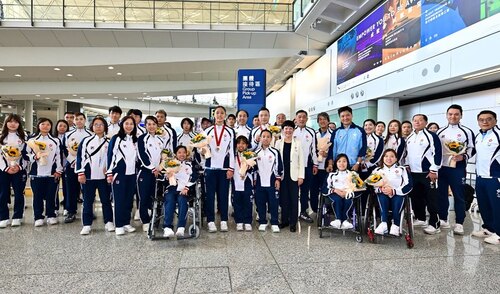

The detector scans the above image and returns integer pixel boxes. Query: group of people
[0,103,498,245]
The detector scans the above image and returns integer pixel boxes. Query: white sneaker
[413,219,427,227]
[34,219,44,227]
[390,224,400,236]
[271,225,280,233]
[176,227,185,237]
[236,223,244,231]
[163,227,175,237]
[440,220,451,229]
[63,210,68,216]
[472,228,493,238]
[115,227,125,235]
[11,219,21,227]
[142,223,150,232]
[453,224,464,235]
[258,224,267,232]
[134,210,141,221]
[105,222,115,232]
[375,222,388,235]
[330,219,341,229]
[220,221,228,232]
[80,226,91,235]
[55,210,59,217]
[424,225,441,235]
[484,233,500,245]
[341,220,353,230]
[47,218,58,225]
[0,220,9,228]
[244,224,252,231]
[124,225,136,233]
[208,222,217,233]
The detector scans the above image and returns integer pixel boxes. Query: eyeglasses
[93,123,105,127]
[478,117,495,123]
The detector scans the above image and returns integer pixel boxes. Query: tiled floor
[1,204,499,294]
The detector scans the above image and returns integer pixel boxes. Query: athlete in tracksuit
[310,120,333,217]
[75,117,114,235]
[232,136,254,232]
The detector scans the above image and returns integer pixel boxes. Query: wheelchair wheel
[317,196,325,228]
[189,224,200,238]
[364,192,377,243]
[404,196,414,249]
[356,234,363,243]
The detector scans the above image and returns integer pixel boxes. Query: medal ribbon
[214,125,225,149]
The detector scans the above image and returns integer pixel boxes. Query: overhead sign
[237,69,266,127]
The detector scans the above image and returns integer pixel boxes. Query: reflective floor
[1,203,499,294]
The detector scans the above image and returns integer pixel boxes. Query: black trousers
[280,175,299,226]
[410,172,440,229]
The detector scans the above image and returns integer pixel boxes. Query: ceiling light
[45,97,51,100]
[72,94,77,97]
[108,93,113,96]
[463,67,500,79]
[116,72,122,76]
[0,68,4,71]
[7,105,12,109]
[14,74,21,77]
[80,96,85,99]
[54,67,61,71]
[142,92,147,95]
[124,97,127,100]
[35,94,41,97]
[114,96,118,99]
[66,73,73,77]
[108,66,114,70]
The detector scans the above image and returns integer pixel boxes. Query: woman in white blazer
[275,120,304,232]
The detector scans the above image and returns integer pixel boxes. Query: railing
[292,0,314,27]
[0,0,293,31]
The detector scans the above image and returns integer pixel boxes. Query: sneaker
[258,224,267,232]
[34,219,44,227]
[244,224,252,231]
[80,226,91,235]
[453,224,464,235]
[115,227,125,235]
[484,233,500,245]
[55,210,60,217]
[330,219,341,229]
[472,228,493,238]
[47,217,58,225]
[299,212,314,223]
[63,209,68,216]
[424,225,441,235]
[440,220,451,229]
[208,222,217,233]
[220,221,228,232]
[271,225,280,233]
[0,220,9,228]
[163,227,175,237]
[341,220,353,230]
[11,219,21,227]
[124,225,136,233]
[236,223,244,231]
[142,223,150,232]
[176,227,185,237]
[375,222,388,235]
[413,219,427,227]
[390,224,400,236]
[105,222,115,232]
[134,210,141,221]
[64,213,76,223]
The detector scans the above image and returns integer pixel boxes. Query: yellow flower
[155,128,164,135]
[448,142,459,149]
[70,142,79,152]
[191,134,206,144]
[269,126,281,134]
[166,160,180,168]
[2,146,21,157]
[35,141,46,151]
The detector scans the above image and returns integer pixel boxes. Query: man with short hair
[252,115,260,128]
[226,114,236,128]
[201,117,212,131]
[155,109,177,153]
[107,106,122,137]
[250,107,271,150]
[64,111,75,130]
[471,110,500,245]
[436,104,475,235]
[405,114,442,234]
[275,113,286,126]
[401,120,412,138]
[311,112,332,216]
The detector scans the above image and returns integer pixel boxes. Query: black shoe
[77,198,83,204]
[60,200,65,206]
[92,214,97,220]
[290,225,297,232]
[64,213,76,223]
[299,213,313,223]
[279,223,289,229]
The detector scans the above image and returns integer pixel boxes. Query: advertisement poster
[336,28,358,84]
[481,0,500,19]
[382,0,422,64]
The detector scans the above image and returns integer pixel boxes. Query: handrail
[0,0,294,31]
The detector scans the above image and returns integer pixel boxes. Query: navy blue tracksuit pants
[111,174,136,228]
[0,170,27,221]
[300,164,313,213]
[328,193,352,222]
[82,179,113,226]
[256,186,279,225]
[137,169,155,224]
[476,177,500,234]
[377,194,405,226]
[205,169,229,223]
[164,187,189,228]
[233,189,253,224]
[65,162,81,214]
[438,166,466,224]
[31,176,58,220]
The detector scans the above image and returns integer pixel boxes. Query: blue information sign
[237,69,266,127]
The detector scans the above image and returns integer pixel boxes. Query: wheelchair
[317,191,364,243]
[148,178,202,240]
[364,188,414,248]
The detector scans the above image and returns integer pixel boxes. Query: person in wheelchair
[372,149,413,236]
[322,154,355,230]
[163,145,198,238]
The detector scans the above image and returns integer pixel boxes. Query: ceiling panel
[249,32,277,48]
[198,32,225,48]
[52,30,91,47]
[21,30,61,46]
[202,72,219,81]
[184,73,203,81]
[170,32,199,48]
[223,32,251,48]
[82,30,119,47]
[218,72,236,80]
[142,31,173,47]
[113,31,146,47]
[274,33,306,49]
[0,30,32,46]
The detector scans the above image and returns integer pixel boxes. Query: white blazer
[275,138,305,181]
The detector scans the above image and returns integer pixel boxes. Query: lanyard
[214,125,225,149]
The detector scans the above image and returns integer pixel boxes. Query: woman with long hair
[384,119,406,163]
[52,119,69,215]
[0,114,28,228]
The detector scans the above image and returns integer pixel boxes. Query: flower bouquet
[444,141,466,168]
[27,139,48,166]
[365,171,387,188]
[317,137,332,162]
[268,125,281,146]
[344,170,366,199]
[68,140,79,157]
[365,147,374,161]
[1,145,22,167]
[238,150,258,178]
[162,159,181,186]
[155,127,164,136]
[189,134,211,159]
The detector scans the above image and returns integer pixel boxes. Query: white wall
[266,77,292,119]
[295,51,331,111]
